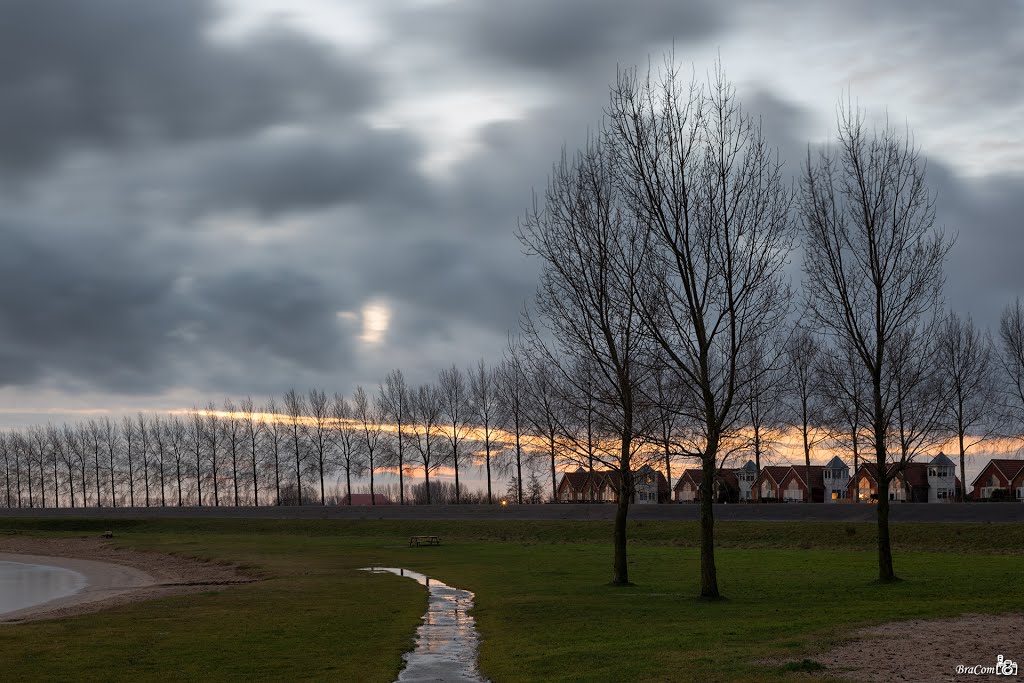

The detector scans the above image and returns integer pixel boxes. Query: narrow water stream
[361,567,487,683]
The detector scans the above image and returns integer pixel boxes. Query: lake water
[361,567,487,683]
[0,561,87,616]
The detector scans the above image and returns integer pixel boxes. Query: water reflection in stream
[361,567,488,683]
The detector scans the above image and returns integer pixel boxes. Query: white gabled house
[823,456,850,502]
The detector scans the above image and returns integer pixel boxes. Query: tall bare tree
[101,417,120,507]
[785,329,828,502]
[740,335,787,501]
[518,122,658,584]
[999,299,1024,447]
[439,365,471,503]
[283,389,308,505]
[332,392,361,504]
[222,400,244,507]
[800,104,951,581]
[469,359,500,504]
[307,389,333,505]
[166,416,188,507]
[380,370,410,505]
[607,62,794,597]
[817,339,870,499]
[239,397,264,506]
[407,383,447,504]
[497,349,529,504]
[121,415,137,506]
[264,398,286,505]
[203,404,222,506]
[353,385,385,505]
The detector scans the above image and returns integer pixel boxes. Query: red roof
[755,466,792,487]
[340,494,392,505]
[971,459,1024,487]
[784,465,825,491]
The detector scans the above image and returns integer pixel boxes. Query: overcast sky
[0,0,1021,428]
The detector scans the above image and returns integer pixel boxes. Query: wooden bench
[409,535,441,547]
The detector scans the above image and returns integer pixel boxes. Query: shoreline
[0,552,154,622]
[0,537,253,623]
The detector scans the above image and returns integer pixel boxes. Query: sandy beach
[0,536,253,623]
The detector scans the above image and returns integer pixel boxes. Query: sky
[0,0,1022,443]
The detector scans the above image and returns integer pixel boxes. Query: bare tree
[222,399,244,507]
[817,339,870,499]
[307,389,333,505]
[380,370,410,505]
[785,329,828,502]
[332,393,361,504]
[203,404,222,506]
[85,420,104,507]
[121,415,137,506]
[607,62,794,597]
[497,349,529,504]
[518,122,660,584]
[407,383,447,504]
[101,417,120,507]
[151,414,168,507]
[937,313,999,500]
[800,104,951,581]
[240,397,264,506]
[166,416,188,506]
[283,389,308,505]
[999,298,1024,446]
[469,359,500,504]
[135,413,152,507]
[439,365,471,503]
[522,357,566,503]
[264,398,286,505]
[739,335,787,501]
[0,434,11,508]
[188,409,205,505]
[353,385,385,504]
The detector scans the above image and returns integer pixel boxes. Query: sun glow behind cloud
[359,301,391,345]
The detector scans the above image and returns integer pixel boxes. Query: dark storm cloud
[0,0,374,176]
[189,268,353,374]
[0,214,182,391]
[181,129,431,217]
[393,0,724,73]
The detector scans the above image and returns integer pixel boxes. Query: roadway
[0,502,1022,522]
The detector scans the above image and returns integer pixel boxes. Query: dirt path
[0,535,254,623]
[814,613,1023,682]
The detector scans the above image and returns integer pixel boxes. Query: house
[674,468,739,503]
[823,456,851,502]
[633,464,671,504]
[736,460,757,502]
[847,454,962,503]
[753,465,792,502]
[340,493,392,505]
[970,459,1024,501]
[926,452,958,503]
[778,465,826,503]
[556,466,669,504]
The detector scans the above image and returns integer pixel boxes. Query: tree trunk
[485,436,492,504]
[958,431,967,503]
[699,450,719,598]
[611,478,630,585]
[874,398,896,581]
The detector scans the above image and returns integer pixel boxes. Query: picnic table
[409,535,441,547]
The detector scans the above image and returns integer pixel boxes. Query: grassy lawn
[0,518,1022,682]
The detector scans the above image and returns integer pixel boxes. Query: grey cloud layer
[0,0,1020,407]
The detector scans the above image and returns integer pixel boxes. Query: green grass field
[1,518,1022,682]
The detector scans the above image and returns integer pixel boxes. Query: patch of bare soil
[809,613,1024,682]
[0,535,255,623]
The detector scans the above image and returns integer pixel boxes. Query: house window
[1016,487,1024,499]
[937,489,948,499]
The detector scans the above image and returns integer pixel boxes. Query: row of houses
[556,455,1024,504]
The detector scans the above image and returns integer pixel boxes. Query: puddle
[361,567,488,683]
[0,561,87,616]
